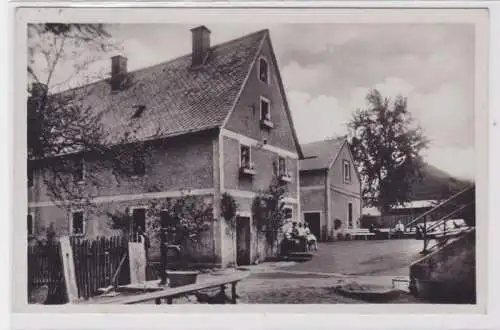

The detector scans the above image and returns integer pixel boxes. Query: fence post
[59,236,79,303]
[128,240,146,284]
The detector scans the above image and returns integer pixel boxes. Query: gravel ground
[236,275,422,304]
[283,239,423,276]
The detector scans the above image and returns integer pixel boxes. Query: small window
[348,203,353,228]
[260,98,271,122]
[284,206,293,220]
[258,57,269,83]
[240,144,252,169]
[27,213,34,236]
[132,153,146,176]
[73,157,84,182]
[343,159,351,183]
[28,163,33,187]
[71,211,85,235]
[278,156,287,176]
[131,105,146,119]
[132,208,146,231]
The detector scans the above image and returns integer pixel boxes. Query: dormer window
[278,156,292,183]
[260,97,274,129]
[131,105,146,119]
[343,159,351,183]
[258,57,269,84]
[239,144,255,176]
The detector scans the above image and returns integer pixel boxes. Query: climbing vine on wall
[251,177,287,245]
[221,192,238,231]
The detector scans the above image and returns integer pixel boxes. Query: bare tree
[27,24,146,206]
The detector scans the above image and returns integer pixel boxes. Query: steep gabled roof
[299,137,345,171]
[51,29,269,146]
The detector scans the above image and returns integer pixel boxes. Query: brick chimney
[191,25,211,67]
[110,55,128,90]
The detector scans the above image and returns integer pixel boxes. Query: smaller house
[361,200,437,229]
[299,138,362,241]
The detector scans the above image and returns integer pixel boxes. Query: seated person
[297,223,308,251]
[304,223,318,251]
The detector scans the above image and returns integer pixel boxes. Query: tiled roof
[52,29,268,146]
[299,137,345,171]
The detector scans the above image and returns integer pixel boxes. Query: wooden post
[128,241,146,284]
[159,228,167,285]
[231,282,237,304]
[59,236,79,303]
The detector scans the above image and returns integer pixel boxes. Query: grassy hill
[410,163,473,201]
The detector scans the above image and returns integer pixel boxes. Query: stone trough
[333,282,402,303]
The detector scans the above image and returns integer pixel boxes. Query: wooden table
[78,271,250,305]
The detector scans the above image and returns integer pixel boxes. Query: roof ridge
[301,136,345,147]
[50,28,269,96]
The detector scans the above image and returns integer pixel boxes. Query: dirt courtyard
[231,238,425,304]
[282,238,424,276]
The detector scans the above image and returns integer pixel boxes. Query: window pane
[260,100,270,121]
[27,214,33,236]
[132,208,146,230]
[240,145,250,168]
[259,58,268,83]
[72,212,84,234]
[278,157,286,174]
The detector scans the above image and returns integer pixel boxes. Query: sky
[32,23,475,180]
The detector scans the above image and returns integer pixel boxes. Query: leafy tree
[347,89,429,215]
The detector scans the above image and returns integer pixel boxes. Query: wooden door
[304,212,321,241]
[236,216,251,266]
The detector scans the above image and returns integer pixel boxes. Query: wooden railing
[406,185,475,230]
[406,185,475,254]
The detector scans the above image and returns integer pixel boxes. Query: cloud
[281,61,329,92]
[288,91,350,143]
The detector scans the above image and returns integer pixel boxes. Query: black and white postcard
[10,4,491,323]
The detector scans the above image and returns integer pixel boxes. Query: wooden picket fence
[70,236,130,300]
[27,243,66,304]
[28,236,132,303]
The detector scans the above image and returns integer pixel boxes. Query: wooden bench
[78,271,250,305]
[344,228,376,240]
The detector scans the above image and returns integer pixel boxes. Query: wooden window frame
[239,143,255,176]
[343,159,351,183]
[258,56,270,84]
[27,212,35,237]
[70,209,86,236]
[259,96,274,129]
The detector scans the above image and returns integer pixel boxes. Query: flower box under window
[240,163,256,176]
[260,119,274,129]
[279,172,293,183]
